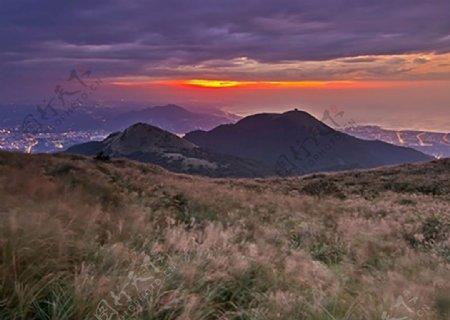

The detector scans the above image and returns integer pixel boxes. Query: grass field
[0,151,449,319]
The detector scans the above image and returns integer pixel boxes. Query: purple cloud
[0,0,449,93]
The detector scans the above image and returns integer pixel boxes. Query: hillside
[0,151,449,319]
[65,123,274,178]
[185,110,432,175]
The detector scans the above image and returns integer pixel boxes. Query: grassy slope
[0,151,449,320]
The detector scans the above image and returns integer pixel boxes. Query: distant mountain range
[66,109,432,177]
[106,104,240,134]
[0,104,239,134]
[342,125,450,158]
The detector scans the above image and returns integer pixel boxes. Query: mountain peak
[282,108,313,117]
[150,104,191,114]
[128,122,152,128]
[230,109,324,131]
[102,123,197,154]
[279,109,321,126]
[126,122,164,131]
[185,110,431,174]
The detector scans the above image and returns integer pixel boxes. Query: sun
[183,79,248,88]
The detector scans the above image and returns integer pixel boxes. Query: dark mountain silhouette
[65,123,273,178]
[107,104,240,134]
[184,109,433,175]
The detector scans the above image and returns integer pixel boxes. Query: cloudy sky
[1,0,449,130]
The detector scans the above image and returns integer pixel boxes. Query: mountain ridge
[65,110,432,177]
[185,109,432,175]
[65,122,274,178]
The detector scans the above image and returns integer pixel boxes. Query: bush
[206,265,272,319]
[168,193,217,227]
[405,217,449,261]
[421,218,448,243]
[397,198,417,205]
[310,241,344,265]
[435,295,450,319]
[45,162,76,176]
[301,180,346,199]
[384,181,443,195]
[94,151,110,161]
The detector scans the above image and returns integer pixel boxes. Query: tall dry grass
[0,151,449,319]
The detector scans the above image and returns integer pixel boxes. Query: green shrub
[421,218,448,243]
[405,218,449,261]
[204,265,273,319]
[384,181,443,195]
[45,163,76,177]
[435,295,450,320]
[310,241,344,265]
[301,180,346,199]
[170,193,219,227]
[397,198,417,205]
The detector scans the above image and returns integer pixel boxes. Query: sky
[1,0,449,131]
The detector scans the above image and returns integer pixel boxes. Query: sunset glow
[3,0,447,132]
[111,79,402,89]
[183,80,245,88]
[179,80,360,89]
